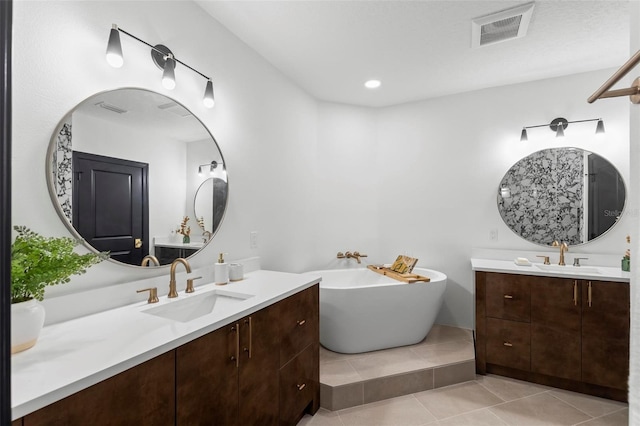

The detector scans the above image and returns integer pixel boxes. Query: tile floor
[302,324,628,425]
[299,374,629,425]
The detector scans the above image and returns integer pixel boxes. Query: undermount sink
[534,264,602,274]
[142,289,254,322]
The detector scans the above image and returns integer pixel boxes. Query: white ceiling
[195,0,630,107]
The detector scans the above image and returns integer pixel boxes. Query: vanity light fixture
[198,160,222,177]
[105,24,215,108]
[519,117,605,141]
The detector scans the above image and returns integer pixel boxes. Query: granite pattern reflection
[498,148,584,245]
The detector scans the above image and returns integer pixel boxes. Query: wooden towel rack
[588,49,640,104]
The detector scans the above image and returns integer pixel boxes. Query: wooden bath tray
[367,265,430,283]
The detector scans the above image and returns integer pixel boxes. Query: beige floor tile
[413,381,503,420]
[475,374,548,401]
[549,390,627,418]
[347,346,430,380]
[421,325,473,346]
[489,392,592,426]
[410,340,474,368]
[321,360,363,386]
[437,408,508,425]
[298,408,344,426]
[338,395,437,426]
[575,408,629,426]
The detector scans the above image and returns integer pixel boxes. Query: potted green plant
[11,226,107,354]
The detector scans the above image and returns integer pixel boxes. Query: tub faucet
[169,258,192,298]
[345,251,368,264]
[552,240,569,266]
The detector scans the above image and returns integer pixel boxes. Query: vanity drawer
[485,273,531,322]
[280,344,315,425]
[486,318,531,371]
[280,285,318,366]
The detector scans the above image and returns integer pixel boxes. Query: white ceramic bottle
[215,252,229,285]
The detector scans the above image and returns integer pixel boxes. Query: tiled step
[319,325,476,411]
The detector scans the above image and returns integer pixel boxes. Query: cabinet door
[485,273,531,322]
[176,324,239,425]
[280,344,315,425]
[582,280,629,390]
[239,304,280,426]
[531,277,581,381]
[24,351,175,426]
[486,318,530,371]
[280,285,319,365]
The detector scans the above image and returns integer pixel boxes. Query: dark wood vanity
[475,272,629,401]
[16,285,319,426]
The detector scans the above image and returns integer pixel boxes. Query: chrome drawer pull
[297,383,306,391]
[503,295,514,299]
[297,319,306,326]
[503,342,513,347]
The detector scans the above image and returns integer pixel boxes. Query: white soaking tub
[310,267,447,354]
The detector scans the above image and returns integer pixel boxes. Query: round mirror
[46,88,228,267]
[497,147,625,246]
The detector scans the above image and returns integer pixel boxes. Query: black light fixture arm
[115,26,211,81]
[522,118,600,130]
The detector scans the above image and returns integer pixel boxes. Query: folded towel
[514,257,532,266]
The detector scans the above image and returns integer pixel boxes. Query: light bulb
[106,25,123,68]
[203,80,215,108]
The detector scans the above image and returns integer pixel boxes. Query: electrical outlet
[250,231,259,249]
[489,228,499,241]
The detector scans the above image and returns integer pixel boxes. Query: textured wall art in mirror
[46,88,228,267]
[497,147,625,246]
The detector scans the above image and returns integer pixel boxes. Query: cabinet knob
[296,383,306,391]
[503,295,514,300]
[503,342,513,347]
[297,319,306,326]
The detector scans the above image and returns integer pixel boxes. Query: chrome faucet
[169,258,192,298]
[552,240,569,266]
[141,255,160,267]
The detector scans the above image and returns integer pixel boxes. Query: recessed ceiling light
[364,80,381,89]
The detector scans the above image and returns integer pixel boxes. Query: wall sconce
[520,117,605,141]
[198,161,223,176]
[106,24,215,108]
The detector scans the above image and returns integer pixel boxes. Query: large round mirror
[497,147,625,246]
[46,88,228,267]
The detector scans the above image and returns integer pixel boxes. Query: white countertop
[471,258,630,283]
[154,241,205,250]
[11,269,321,420]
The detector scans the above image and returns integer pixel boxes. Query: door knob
[134,238,142,249]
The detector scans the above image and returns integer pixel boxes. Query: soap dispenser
[215,253,229,285]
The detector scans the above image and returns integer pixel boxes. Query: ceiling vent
[94,101,127,114]
[157,101,192,118]
[472,2,535,48]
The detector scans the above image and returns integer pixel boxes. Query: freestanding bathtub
[310,267,447,354]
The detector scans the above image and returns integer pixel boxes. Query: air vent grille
[94,101,127,114]
[472,2,534,48]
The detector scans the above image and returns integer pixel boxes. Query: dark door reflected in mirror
[46,88,228,267]
[497,147,625,247]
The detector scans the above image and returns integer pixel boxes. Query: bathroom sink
[534,264,602,275]
[142,289,254,322]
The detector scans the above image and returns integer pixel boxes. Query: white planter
[11,299,46,354]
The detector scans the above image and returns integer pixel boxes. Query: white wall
[12,1,630,330]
